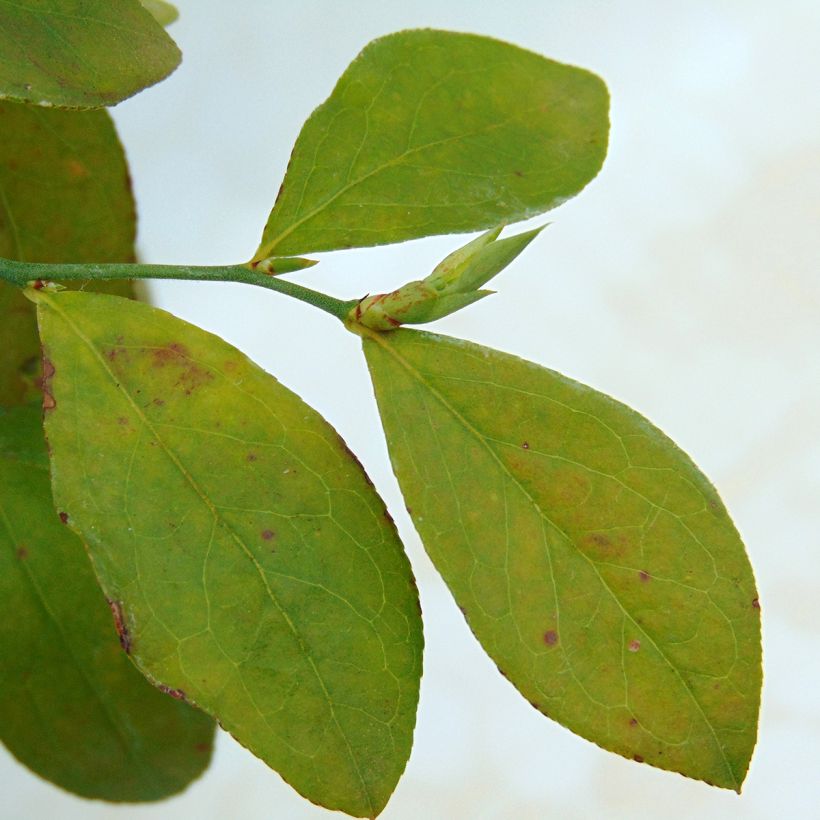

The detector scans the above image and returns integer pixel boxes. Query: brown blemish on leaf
[638,570,651,582]
[246,452,258,462]
[158,684,187,701]
[150,343,214,396]
[40,356,56,410]
[194,742,209,753]
[117,416,129,426]
[16,546,28,560]
[261,530,275,541]
[151,342,190,365]
[633,754,644,763]
[629,718,639,727]
[152,397,165,406]
[752,598,760,610]
[107,599,132,653]
[58,511,69,524]
[334,432,376,489]
[65,158,89,180]
[543,630,558,646]
[521,441,529,449]
[628,639,641,653]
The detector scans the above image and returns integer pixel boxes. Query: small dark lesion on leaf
[514,170,524,177]
[628,639,641,653]
[152,397,165,407]
[638,570,651,582]
[261,529,275,541]
[543,629,559,646]
[752,597,761,610]
[629,717,639,727]
[521,441,530,449]
[194,742,210,753]
[107,599,132,654]
[246,452,258,462]
[116,416,129,426]
[158,683,187,701]
[633,754,644,763]
[40,356,56,411]
[15,545,28,560]
[58,511,69,524]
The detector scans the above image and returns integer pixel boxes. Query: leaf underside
[256,29,609,259]
[0,101,136,406]
[0,405,215,801]
[36,291,423,818]
[0,0,180,108]
[362,328,761,791]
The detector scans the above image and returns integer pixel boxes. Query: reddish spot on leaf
[107,599,132,654]
[261,530,275,541]
[628,639,641,653]
[633,754,644,763]
[158,684,187,701]
[40,356,56,410]
[58,511,69,524]
[152,397,165,406]
[629,718,639,727]
[752,598,760,610]
[16,546,28,560]
[65,158,89,180]
[543,630,558,646]
[638,570,651,582]
[194,742,209,753]
[521,441,529,449]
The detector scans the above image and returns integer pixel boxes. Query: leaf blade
[0,405,215,801]
[362,328,761,790]
[0,102,136,406]
[256,30,608,258]
[36,291,423,818]
[0,0,180,108]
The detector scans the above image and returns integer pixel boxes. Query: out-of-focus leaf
[256,29,608,258]
[0,0,180,108]
[140,0,179,27]
[0,404,215,801]
[35,290,423,818]
[362,327,761,791]
[0,102,135,406]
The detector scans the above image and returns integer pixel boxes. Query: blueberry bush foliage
[0,3,761,817]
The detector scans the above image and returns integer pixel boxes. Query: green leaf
[0,404,215,801]
[140,0,179,27]
[256,29,608,259]
[0,0,180,109]
[35,290,423,818]
[361,328,761,791]
[0,102,136,406]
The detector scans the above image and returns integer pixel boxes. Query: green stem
[0,257,356,321]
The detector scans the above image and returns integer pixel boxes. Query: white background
[3,1,819,818]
